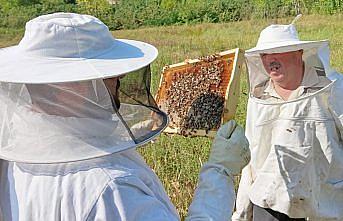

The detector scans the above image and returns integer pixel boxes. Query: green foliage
[76,0,111,17]
[160,0,178,9]
[307,0,343,14]
[97,0,260,29]
[1,0,343,30]
[0,0,39,9]
[252,0,290,18]
[0,0,78,28]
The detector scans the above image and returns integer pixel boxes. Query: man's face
[260,50,304,87]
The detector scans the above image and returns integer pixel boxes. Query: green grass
[1,14,343,220]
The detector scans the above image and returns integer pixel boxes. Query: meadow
[1,14,343,219]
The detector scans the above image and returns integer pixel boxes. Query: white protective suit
[0,13,251,221]
[232,23,343,220]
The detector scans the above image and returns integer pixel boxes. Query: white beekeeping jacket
[0,155,236,221]
[233,37,343,220]
[0,149,181,221]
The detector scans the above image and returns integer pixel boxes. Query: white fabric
[187,164,236,221]
[233,23,343,220]
[231,166,254,221]
[0,150,180,221]
[245,23,327,55]
[0,13,158,83]
[234,76,343,221]
[0,78,167,163]
[0,150,240,221]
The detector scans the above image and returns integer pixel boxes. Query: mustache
[268,61,281,71]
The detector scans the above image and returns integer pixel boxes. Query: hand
[208,120,250,175]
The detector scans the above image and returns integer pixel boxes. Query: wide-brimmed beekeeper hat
[245,15,328,55]
[245,15,334,96]
[0,13,168,164]
[0,12,157,83]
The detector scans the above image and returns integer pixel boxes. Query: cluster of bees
[182,92,224,132]
[164,55,226,133]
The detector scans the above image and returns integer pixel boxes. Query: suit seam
[84,176,112,221]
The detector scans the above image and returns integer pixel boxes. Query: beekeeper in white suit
[232,15,343,221]
[0,13,250,221]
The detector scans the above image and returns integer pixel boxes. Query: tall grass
[1,14,343,219]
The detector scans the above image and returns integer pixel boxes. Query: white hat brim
[245,40,329,55]
[0,39,158,84]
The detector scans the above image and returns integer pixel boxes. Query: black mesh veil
[106,65,168,143]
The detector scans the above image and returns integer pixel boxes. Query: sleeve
[231,165,253,221]
[186,163,236,221]
[327,72,343,189]
[86,175,180,221]
[328,72,343,140]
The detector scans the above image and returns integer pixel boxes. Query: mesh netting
[0,65,167,163]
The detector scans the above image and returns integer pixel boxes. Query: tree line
[1,0,342,30]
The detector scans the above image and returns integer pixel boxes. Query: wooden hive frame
[156,48,244,137]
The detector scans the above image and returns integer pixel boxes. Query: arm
[186,120,251,221]
[328,72,343,140]
[186,163,236,221]
[327,72,343,189]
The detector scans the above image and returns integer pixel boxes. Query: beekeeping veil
[245,15,335,96]
[0,13,168,163]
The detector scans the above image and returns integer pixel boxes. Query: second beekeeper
[232,16,343,221]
